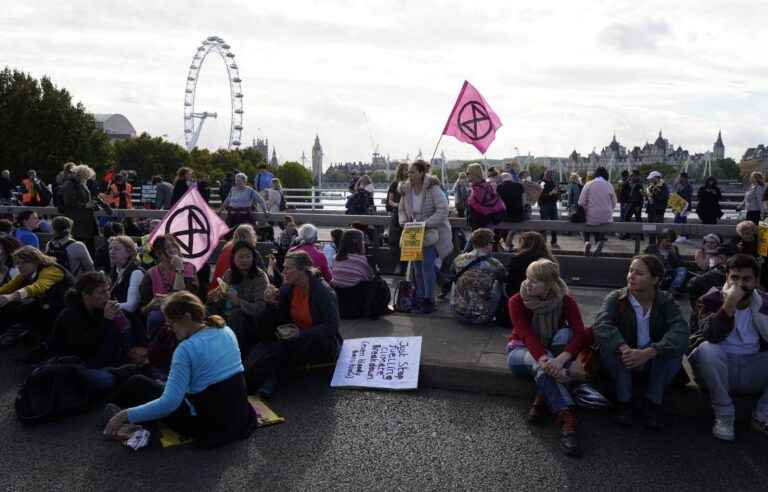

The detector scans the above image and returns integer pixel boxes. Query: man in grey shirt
[153,175,173,210]
[220,172,269,228]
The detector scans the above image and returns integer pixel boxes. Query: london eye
[183,36,243,150]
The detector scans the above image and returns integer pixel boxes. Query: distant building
[312,135,323,186]
[253,138,269,163]
[741,144,768,177]
[94,114,136,142]
[713,131,725,160]
[270,147,278,167]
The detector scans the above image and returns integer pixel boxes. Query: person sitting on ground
[593,254,689,429]
[504,231,555,300]
[0,235,21,283]
[507,259,591,457]
[578,166,616,257]
[14,210,40,248]
[450,228,505,325]
[245,251,341,396]
[288,223,333,283]
[727,220,768,289]
[688,242,739,330]
[108,235,145,314]
[496,172,525,223]
[45,216,94,278]
[695,233,723,272]
[48,271,134,393]
[104,291,258,449]
[643,228,687,295]
[139,235,198,349]
[0,218,13,235]
[94,221,125,272]
[208,224,258,293]
[0,246,74,347]
[689,254,768,441]
[139,219,162,270]
[323,229,344,271]
[331,229,374,289]
[208,241,276,355]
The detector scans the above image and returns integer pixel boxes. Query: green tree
[712,158,740,181]
[276,161,313,189]
[636,162,678,182]
[113,132,188,182]
[0,67,112,182]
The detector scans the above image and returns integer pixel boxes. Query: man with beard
[690,254,768,441]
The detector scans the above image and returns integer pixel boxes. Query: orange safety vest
[107,182,133,209]
[21,178,40,205]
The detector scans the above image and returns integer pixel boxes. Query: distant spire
[715,130,724,146]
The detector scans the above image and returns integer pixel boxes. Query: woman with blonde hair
[0,246,75,346]
[566,172,583,214]
[265,178,285,212]
[108,235,144,313]
[58,164,99,254]
[104,291,258,448]
[507,258,591,457]
[743,171,765,224]
[466,163,506,230]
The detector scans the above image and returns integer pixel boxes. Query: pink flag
[442,80,502,154]
[147,185,230,271]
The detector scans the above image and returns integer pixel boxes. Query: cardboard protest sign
[668,193,689,216]
[758,223,768,257]
[331,337,422,390]
[400,222,425,261]
[522,181,543,203]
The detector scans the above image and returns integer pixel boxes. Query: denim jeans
[539,202,558,244]
[667,266,687,290]
[507,328,574,413]
[690,342,768,420]
[413,245,438,302]
[674,214,687,224]
[600,349,681,404]
[79,368,116,393]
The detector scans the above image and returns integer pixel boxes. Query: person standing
[695,177,723,225]
[220,173,268,228]
[21,170,49,206]
[673,172,693,242]
[742,172,765,225]
[58,164,99,255]
[497,172,526,222]
[0,169,12,205]
[398,160,452,314]
[538,170,561,249]
[152,176,173,210]
[104,173,133,209]
[170,167,194,206]
[387,162,409,274]
[452,173,470,218]
[578,166,617,257]
[566,172,583,216]
[617,170,631,224]
[645,171,670,245]
[265,178,285,212]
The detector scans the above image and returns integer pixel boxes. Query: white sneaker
[712,416,735,441]
[675,236,687,244]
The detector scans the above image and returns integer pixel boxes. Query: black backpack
[15,357,91,425]
[47,239,75,272]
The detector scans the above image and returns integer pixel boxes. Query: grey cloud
[598,19,672,52]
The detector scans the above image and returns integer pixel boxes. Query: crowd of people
[1,159,768,458]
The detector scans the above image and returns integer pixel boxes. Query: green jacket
[593,287,689,357]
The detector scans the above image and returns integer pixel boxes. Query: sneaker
[593,241,605,257]
[583,242,592,257]
[527,393,549,425]
[751,415,768,436]
[551,243,561,250]
[712,416,735,441]
[557,409,582,457]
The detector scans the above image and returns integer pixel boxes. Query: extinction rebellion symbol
[165,205,212,259]
[457,101,492,141]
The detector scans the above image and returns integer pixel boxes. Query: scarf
[519,278,566,348]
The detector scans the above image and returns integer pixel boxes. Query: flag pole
[429,134,444,184]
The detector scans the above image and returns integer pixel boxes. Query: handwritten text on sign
[331,337,422,390]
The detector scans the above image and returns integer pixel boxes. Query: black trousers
[245,334,339,392]
[647,210,664,245]
[228,305,278,356]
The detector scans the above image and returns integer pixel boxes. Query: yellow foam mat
[159,396,285,448]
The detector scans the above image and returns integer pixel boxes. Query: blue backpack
[256,171,274,192]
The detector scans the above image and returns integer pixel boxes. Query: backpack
[47,239,75,272]
[15,357,91,425]
[256,171,274,192]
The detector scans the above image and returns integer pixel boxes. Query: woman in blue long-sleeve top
[103,291,257,448]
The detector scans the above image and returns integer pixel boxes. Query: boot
[642,398,663,430]
[557,409,582,457]
[527,392,549,425]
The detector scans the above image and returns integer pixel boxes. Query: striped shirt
[331,254,372,288]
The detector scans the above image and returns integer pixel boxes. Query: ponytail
[206,314,226,328]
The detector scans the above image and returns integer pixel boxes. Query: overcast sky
[4,1,768,167]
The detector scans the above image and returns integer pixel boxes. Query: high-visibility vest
[106,182,133,209]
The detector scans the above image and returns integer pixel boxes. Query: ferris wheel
[183,36,243,150]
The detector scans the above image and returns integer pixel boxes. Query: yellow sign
[759,222,768,257]
[668,193,689,216]
[400,222,425,262]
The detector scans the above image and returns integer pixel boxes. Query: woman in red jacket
[507,258,592,457]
